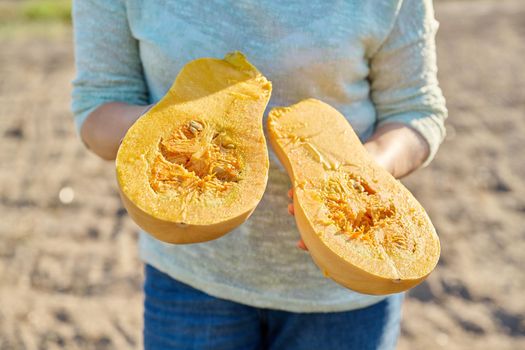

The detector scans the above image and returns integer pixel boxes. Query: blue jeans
[144,264,403,350]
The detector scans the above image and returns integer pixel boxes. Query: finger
[287,188,293,199]
[287,203,295,216]
[297,239,308,251]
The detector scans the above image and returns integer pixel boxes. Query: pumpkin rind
[116,52,272,244]
[268,99,440,295]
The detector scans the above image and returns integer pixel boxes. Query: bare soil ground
[1,1,524,349]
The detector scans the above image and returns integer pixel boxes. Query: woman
[72,0,447,349]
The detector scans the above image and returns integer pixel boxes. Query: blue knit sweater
[72,0,447,312]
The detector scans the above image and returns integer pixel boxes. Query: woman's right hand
[80,102,153,160]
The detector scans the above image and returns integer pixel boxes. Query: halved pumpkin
[116,52,272,244]
[268,99,440,295]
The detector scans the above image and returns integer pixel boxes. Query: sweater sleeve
[369,0,448,166]
[71,0,149,133]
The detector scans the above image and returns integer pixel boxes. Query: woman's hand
[80,102,153,160]
[289,122,430,251]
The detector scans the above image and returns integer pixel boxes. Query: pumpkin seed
[352,181,365,193]
[212,166,225,175]
[188,120,203,134]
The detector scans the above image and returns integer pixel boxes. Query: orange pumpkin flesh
[268,99,440,295]
[116,52,272,244]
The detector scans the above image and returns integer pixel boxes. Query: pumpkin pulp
[116,52,271,243]
[149,120,242,196]
[268,99,440,294]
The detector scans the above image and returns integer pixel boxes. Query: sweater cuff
[377,111,446,168]
[73,106,97,135]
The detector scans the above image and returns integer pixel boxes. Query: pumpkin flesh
[268,99,440,295]
[116,52,272,243]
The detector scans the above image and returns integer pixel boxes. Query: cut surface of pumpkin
[116,52,272,244]
[268,99,440,295]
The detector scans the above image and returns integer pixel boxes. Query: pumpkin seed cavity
[149,120,242,196]
[320,172,411,252]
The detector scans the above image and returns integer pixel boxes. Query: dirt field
[1,1,524,349]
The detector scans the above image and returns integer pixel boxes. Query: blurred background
[1,0,524,349]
